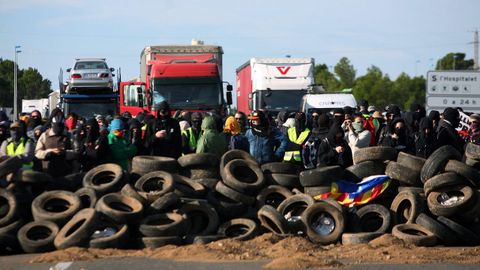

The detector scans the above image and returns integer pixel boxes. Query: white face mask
[352,122,364,132]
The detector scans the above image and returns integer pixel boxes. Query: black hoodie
[415,117,437,158]
[145,101,182,158]
[316,124,353,168]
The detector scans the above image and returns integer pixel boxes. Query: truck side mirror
[248,99,253,110]
[226,84,233,91]
[136,87,144,108]
[265,88,272,97]
[66,68,71,72]
[226,92,233,105]
[110,67,115,72]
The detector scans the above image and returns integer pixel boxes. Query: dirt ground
[31,233,480,269]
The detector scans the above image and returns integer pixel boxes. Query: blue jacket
[245,128,288,165]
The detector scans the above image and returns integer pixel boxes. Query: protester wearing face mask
[468,114,480,145]
[345,114,372,159]
[437,107,465,154]
[415,117,438,158]
[283,112,310,164]
[107,118,136,171]
[0,121,34,170]
[223,116,249,152]
[316,123,353,168]
[35,115,74,177]
[377,105,401,145]
[381,118,415,154]
[181,112,203,154]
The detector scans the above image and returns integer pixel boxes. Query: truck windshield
[64,100,117,119]
[257,90,307,112]
[151,77,222,110]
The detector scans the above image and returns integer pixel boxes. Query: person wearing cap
[0,120,34,170]
[181,112,203,154]
[245,110,288,165]
[468,114,480,145]
[283,112,310,164]
[145,101,182,159]
[35,114,75,177]
[107,118,136,170]
[196,115,228,158]
[224,116,249,152]
[436,107,465,154]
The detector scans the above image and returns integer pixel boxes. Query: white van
[300,93,357,115]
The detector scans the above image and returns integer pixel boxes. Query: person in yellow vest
[0,121,34,170]
[181,112,203,154]
[284,112,310,164]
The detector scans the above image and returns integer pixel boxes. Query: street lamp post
[14,45,21,121]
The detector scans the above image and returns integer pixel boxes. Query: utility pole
[14,45,21,121]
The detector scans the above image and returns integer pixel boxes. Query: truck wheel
[83,164,125,195]
[353,146,397,165]
[420,145,462,183]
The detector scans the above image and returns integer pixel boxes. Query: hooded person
[302,113,330,169]
[145,101,182,158]
[107,118,136,170]
[35,115,75,177]
[128,118,145,155]
[196,115,228,158]
[44,107,64,130]
[345,113,372,159]
[276,110,290,128]
[377,104,401,145]
[223,116,249,152]
[0,120,34,170]
[283,112,310,164]
[29,110,43,129]
[468,114,480,144]
[181,112,203,154]
[380,117,415,154]
[436,107,464,154]
[415,117,437,158]
[316,123,353,168]
[78,118,110,171]
[245,110,288,165]
[428,110,440,130]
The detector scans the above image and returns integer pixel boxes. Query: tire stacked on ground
[178,153,220,180]
[261,162,301,188]
[386,152,426,187]
[299,165,344,197]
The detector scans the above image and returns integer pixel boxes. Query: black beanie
[443,107,459,124]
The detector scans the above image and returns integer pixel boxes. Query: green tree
[391,73,426,111]
[435,53,474,70]
[313,64,340,91]
[334,57,356,89]
[353,66,393,110]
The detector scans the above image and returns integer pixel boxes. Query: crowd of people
[0,99,479,179]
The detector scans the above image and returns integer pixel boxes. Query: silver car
[66,58,114,91]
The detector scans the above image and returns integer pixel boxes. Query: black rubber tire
[89,221,129,249]
[15,170,53,184]
[437,216,480,246]
[223,159,265,194]
[139,212,190,237]
[344,161,386,182]
[215,181,255,206]
[147,193,181,214]
[256,185,293,209]
[140,236,182,248]
[396,151,426,172]
[178,153,219,168]
[135,171,175,203]
[342,232,383,245]
[415,213,458,246]
[385,161,422,187]
[257,205,290,235]
[277,194,315,233]
[206,191,245,218]
[54,208,99,249]
[83,164,125,195]
[465,142,480,160]
[0,156,22,179]
[299,166,344,187]
[217,218,258,241]
[444,159,480,187]
[173,174,206,199]
[390,190,424,225]
[261,162,300,175]
[95,193,143,224]
[303,186,332,198]
[132,156,179,174]
[455,190,480,224]
[423,172,467,196]
[180,201,219,236]
[0,218,24,236]
[75,187,98,209]
[420,145,462,183]
[49,172,85,191]
[427,185,475,217]
[194,178,219,190]
[302,201,345,244]
[353,146,398,165]
[264,173,299,188]
[392,223,437,246]
[0,189,18,227]
[465,157,480,169]
[17,220,58,253]
[180,167,220,180]
[353,204,391,233]
[120,183,148,206]
[31,190,81,226]
[220,150,258,179]
[397,187,424,194]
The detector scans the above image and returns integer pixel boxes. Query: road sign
[426,71,480,113]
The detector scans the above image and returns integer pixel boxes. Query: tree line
[314,53,476,111]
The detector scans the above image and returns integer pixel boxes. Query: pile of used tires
[1,144,480,254]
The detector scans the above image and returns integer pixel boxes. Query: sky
[0,0,478,92]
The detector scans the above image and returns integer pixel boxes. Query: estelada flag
[313,175,390,206]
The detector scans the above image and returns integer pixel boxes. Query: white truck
[21,98,49,116]
[300,92,357,115]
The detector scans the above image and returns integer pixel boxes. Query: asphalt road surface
[1,255,479,270]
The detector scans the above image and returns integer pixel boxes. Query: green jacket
[107,132,137,171]
[196,116,227,158]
